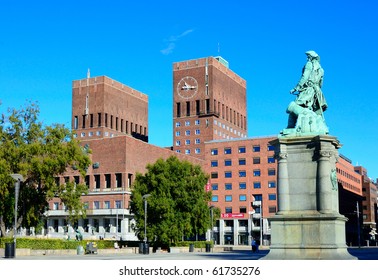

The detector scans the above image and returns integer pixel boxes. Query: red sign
[221,213,245,219]
[205,181,211,192]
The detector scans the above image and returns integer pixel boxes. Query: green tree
[0,101,91,237]
[130,156,217,247]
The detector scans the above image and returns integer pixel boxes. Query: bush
[169,240,213,248]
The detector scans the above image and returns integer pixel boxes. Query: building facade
[42,57,375,246]
[173,56,247,160]
[355,166,378,245]
[47,75,203,240]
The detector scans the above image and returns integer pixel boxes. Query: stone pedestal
[263,135,356,259]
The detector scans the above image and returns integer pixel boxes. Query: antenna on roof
[85,68,90,116]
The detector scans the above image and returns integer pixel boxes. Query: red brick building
[355,166,378,244]
[45,57,375,246]
[173,57,247,159]
[47,74,203,240]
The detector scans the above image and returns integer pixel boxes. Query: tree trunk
[0,216,7,237]
[0,215,23,237]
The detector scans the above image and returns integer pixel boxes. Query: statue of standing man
[282,50,329,136]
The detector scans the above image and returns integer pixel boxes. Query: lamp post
[209,205,215,245]
[356,201,361,248]
[142,194,151,252]
[10,174,24,256]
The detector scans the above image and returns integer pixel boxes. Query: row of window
[211,181,276,190]
[51,200,123,211]
[75,131,115,138]
[336,167,361,184]
[175,128,202,135]
[58,173,133,189]
[176,148,201,155]
[175,99,246,130]
[176,139,201,146]
[74,113,147,136]
[211,157,275,166]
[221,206,277,215]
[174,119,246,140]
[211,169,276,178]
[211,145,274,155]
[211,194,276,202]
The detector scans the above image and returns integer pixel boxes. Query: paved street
[3,247,378,260]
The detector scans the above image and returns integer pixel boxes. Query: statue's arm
[291,62,312,92]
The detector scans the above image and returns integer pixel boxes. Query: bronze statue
[282,51,329,136]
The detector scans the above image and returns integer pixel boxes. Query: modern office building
[204,136,276,245]
[355,166,378,245]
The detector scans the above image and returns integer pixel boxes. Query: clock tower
[173,56,247,160]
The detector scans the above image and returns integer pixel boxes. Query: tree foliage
[130,156,219,246]
[0,101,91,237]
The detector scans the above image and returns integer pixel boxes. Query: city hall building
[44,57,376,245]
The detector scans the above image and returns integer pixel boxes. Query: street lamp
[10,174,24,256]
[209,205,215,245]
[142,194,151,247]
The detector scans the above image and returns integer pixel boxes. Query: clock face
[177,76,198,99]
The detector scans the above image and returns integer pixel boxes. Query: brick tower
[173,56,247,159]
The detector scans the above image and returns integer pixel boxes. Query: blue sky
[1,0,377,179]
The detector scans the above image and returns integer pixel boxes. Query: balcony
[198,110,220,118]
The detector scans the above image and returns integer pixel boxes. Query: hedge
[0,238,213,250]
[0,238,115,250]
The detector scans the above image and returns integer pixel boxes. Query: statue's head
[305,50,319,59]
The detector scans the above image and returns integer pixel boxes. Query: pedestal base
[262,213,356,260]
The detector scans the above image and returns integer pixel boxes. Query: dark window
[239,182,246,189]
[238,146,246,153]
[239,170,246,177]
[225,171,232,178]
[239,158,246,165]
[211,172,218,179]
[211,149,218,155]
[225,183,232,190]
[253,182,261,189]
[90,114,94,128]
[115,173,122,188]
[253,157,261,164]
[253,170,261,177]
[98,113,102,127]
[268,156,275,163]
[268,194,277,200]
[224,159,232,166]
[176,102,181,117]
[224,147,232,154]
[211,160,218,167]
[268,169,276,176]
[74,116,78,129]
[105,174,111,188]
[94,175,101,189]
[253,145,260,152]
